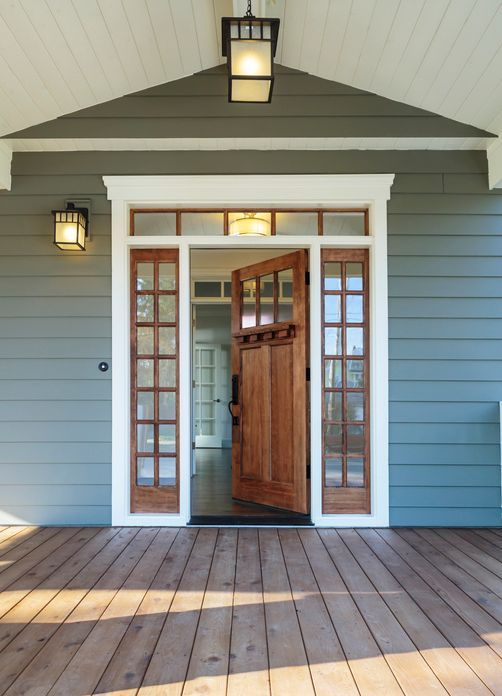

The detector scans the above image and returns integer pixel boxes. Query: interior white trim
[104,174,393,527]
[0,142,12,190]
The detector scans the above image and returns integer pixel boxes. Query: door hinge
[306,464,311,479]
[306,367,311,381]
[305,271,310,286]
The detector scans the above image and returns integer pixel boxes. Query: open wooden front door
[230,250,309,514]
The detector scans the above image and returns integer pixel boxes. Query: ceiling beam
[488,137,502,189]
[0,142,12,190]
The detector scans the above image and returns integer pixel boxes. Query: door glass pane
[325,424,342,455]
[159,392,176,420]
[137,327,154,355]
[137,295,154,323]
[159,359,176,387]
[201,402,215,419]
[159,327,176,355]
[159,424,176,453]
[137,263,154,290]
[137,392,154,420]
[346,263,363,290]
[137,423,154,452]
[277,269,293,321]
[200,349,214,366]
[325,359,342,388]
[325,458,342,487]
[347,458,364,487]
[159,263,176,290]
[323,212,365,236]
[347,425,364,455]
[324,295,341,323]
[346,327,364,356]
[137,359,154,387]
[324,263,341,291]
[347,392,364,421]
[241,279,256,328]
[346,295,363,323]
[159,458,176,486]
[347,360,364,388]
[137,457,154,485]
[159,295,176,322]
[324,392,342,421]
[325,328,342,355]
[133,212,176,236]
[259,273,274,325]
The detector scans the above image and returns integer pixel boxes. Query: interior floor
[190,448,304,518]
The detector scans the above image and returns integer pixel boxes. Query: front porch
[0,526,500,694]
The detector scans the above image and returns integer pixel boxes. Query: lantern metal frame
[52,199,91,251]
[221,5,280,104]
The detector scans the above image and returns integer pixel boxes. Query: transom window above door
[130,208,368,237]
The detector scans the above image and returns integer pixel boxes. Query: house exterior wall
[0,149,500,526]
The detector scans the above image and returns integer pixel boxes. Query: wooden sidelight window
[322,249,370,514]
[130,249,179,513]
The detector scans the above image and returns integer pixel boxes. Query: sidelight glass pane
[347,425,364,455]
[137,457,154,486]
[325,327,343,355]
[346,295,363,323]
[159,458,176,486]
[159,295,176,323]
[137,392,154,420]
[346,327,364,356]
[324,392,342,421]
[137,326,154,355]
[159,424,176,453]
[241,279,256,328]
[346,262,363,290]
[159,327,176,355]
[159,263,176,290]
[347,458,364,487]
[137,359,154,387]
[323,212,365,236]
[159,359,176,388]
[136,263,154,290]
[159,392,176,421]
[347,360,364,388]
[324,295,341,323]
[324,263,342,291]
[325,424,342,456]
[346,392,364,421]
[325,359,342,388]
[259,274,275,325]
[325,458,342,487]
[137,295,154,323]
[133,212,176,236]
[137,423,154,453]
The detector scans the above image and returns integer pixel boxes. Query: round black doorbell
[98,362,109,372]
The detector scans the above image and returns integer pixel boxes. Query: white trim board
[104,174,393,528]
[0,142,11,190]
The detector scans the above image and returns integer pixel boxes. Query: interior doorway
[190,248,311,524]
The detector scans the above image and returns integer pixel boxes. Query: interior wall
[0,150,499,525]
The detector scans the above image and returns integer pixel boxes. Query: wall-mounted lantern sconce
[52,200,90,251]
[222,1,280,103]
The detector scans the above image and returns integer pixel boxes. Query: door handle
[228,374,239,425]
[213,398,221,403]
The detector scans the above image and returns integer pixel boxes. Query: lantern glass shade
[229,213,271,237]
[53,208,87,250]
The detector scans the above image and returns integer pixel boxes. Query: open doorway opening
[190,248,312,525]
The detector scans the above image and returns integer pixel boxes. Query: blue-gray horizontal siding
[0,149,500,526]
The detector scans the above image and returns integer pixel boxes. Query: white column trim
[488,136,502,189]
[0,142,12,191]
[104,174,393,527]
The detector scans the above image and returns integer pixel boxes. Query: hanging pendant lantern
[222,1,280,103]
[229,212,271,236]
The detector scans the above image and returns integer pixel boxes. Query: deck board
[0,527,499,695]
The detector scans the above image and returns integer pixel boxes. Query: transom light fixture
[229,212,271,236]
[52,201,90,251]
[222,1,280,103]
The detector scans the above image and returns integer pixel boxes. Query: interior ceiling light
[222,1,280,103]
[229,212,271,236]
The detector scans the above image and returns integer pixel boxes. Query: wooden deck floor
[0,527,501,694]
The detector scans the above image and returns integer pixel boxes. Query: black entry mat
[189,514,313,526]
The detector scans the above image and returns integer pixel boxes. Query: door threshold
[189,514,313,526]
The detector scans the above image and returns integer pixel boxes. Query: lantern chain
[245,0,255,18]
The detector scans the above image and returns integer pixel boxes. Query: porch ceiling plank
[0,527,139,693]
[359,529,502,694]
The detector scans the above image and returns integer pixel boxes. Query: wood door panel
[231,250,309,514]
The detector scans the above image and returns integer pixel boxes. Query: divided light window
[131,249,179,513]
[322,249,370,515]
[130,209,368,236]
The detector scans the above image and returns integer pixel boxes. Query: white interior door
[194,344,224,447]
